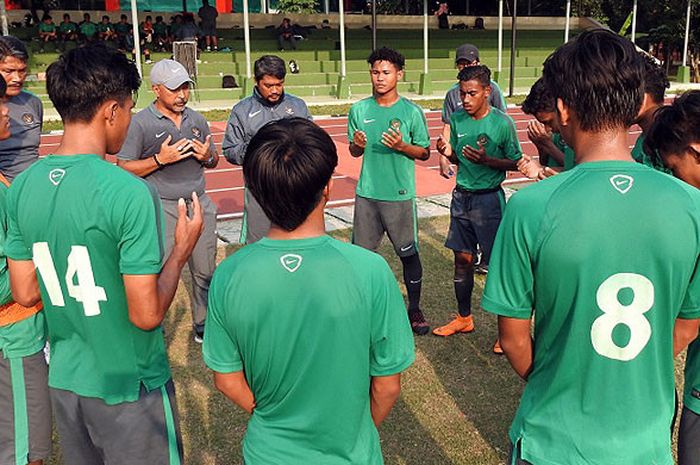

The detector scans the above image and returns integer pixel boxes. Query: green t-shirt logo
[280,253,302,273]
[610,174,634,195]
[389,118,401,131]
[477,133,490,149]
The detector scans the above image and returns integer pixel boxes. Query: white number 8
[591,273,654,362]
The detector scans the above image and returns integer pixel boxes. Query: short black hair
[63,13,70,19]
[640,53,669,105]
[243,118,337,231]
[522,78,556,115]
[46,43,141,124]
[457,64,490,87]
[646,91,700,160]
[102,15,109,21]
[367,47,405,70]
[542,29,644,132]
[42,14,52,21]
[254,55,286,81]
[120,14,127,20]
[0,36,29,63]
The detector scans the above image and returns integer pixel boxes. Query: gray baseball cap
[455,44,479,63]
[150,59,194,90]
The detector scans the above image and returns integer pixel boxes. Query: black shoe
[193,325,205,344]
[409,309,430,336]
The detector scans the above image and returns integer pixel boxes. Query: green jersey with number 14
[5,154,169,405]
[483,161,700,465]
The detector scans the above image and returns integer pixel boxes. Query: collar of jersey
[575,159,641,169]
[257,235,330,249]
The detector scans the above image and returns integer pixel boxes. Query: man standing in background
[198,0,219,52]
[222,55,312,244]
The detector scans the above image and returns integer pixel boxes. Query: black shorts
[679,406,700,465]
[352,195,419,257]
[445,187,505,264]
[51,378,184,465]
[0,350,51,465]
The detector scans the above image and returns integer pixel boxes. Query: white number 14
[33,242,107,316]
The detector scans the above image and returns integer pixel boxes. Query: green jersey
[203,235,415,465]
[5,155,169,405]
[449,107,521,191]
[115,22,131,34]
[632,134,672,174]
[96,22,113,33]
[483,161,700,465]
[153,22,168,35]
[348,96,430,201]
[80,21,96,37]
[0,184,46,359]
[39,22,55,33]
[59,21,77,34]
[547,132,575,170]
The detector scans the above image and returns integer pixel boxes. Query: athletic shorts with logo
[0,350,51,465]
[50,378,184,465]
[445,186,505,264]
[352,196,418,257]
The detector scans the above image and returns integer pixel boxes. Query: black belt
[455,185,502,194]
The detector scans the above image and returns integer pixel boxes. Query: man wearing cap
[439,44,506,180]
[222,54,312,244]
[117,59,219,343]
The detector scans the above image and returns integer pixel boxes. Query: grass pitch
[48,215,685,464]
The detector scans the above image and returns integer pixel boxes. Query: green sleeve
[680,257,700,319]
[202,263,244,373]
[0,188,11,305]
[116,181,163,275]
[347,104,359,143]
[5,181,32,261]
[410,106,430,148]
[369,258,415,376]
[501,116,522,161]
[482,191,537,319]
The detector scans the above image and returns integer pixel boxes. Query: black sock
[400,253,423,313]
[454,265,474,317]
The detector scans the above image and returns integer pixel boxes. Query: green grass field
[47,214,686,464]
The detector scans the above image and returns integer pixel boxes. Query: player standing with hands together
[348,47,431,335]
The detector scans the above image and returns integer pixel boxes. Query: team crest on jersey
[49,169,65,186]
[285,107,294,115]
[389,119,401,131]
[191,127,201,139]
[22,113,34,125]
[280,254,302,273]
[610,174,634,194]
[476,133,490,148]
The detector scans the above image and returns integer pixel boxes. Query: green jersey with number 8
[5,154,169,405]
[483,160,700,465]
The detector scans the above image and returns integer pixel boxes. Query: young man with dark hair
[0,76,50,465]
[517,78,575,180]
[58,13,77,45]
[348,47,431,335]
[277,17,296,51]
[632,53,670,172]
[96,15,116,42]
[5,43,203,465]
[38,15,56,49]
[114,14,133,52]
[482,30,700,465]
[438,43,506,179]
[0,36,42,182]
[222,54,312,244]
[646,91,700,465]
[433,65,520,346]
[118,59,219,344]
[204,117,414,465]
[79,13,96,43]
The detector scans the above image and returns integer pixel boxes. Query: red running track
[36,108,643,219]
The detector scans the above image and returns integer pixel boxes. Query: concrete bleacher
[20,26,571,110]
